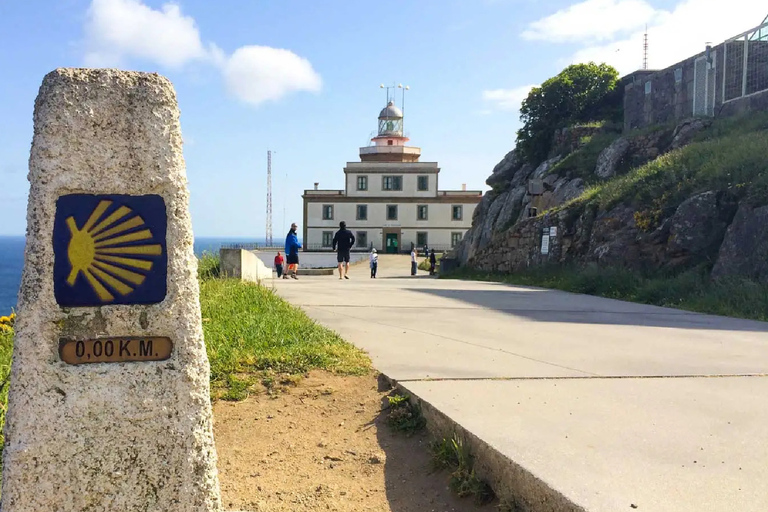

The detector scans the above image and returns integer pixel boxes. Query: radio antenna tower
[265,150,273,246]
[642,25,649,70]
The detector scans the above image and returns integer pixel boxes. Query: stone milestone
[1,69,221,511]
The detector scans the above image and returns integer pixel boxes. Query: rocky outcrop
[712,204,768,283]
[453,117,768,282]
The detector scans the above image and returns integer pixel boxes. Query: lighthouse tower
[359,101,421,163]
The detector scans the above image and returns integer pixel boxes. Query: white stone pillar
[1,69,221,512]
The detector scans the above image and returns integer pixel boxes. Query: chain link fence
[723,21,768,103]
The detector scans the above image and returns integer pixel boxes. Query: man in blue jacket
[284,222,302,279]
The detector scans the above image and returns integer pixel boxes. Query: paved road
[272,255,768,512]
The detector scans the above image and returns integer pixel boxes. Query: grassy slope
[450,112,768,321]
[201,278,370,399]
[571,112,768,216]
[198,252,369,400]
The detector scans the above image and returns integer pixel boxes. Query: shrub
[517,62,621,164]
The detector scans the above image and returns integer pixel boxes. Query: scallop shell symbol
[66,200,162,303]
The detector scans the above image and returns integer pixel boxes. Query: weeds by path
[385,393,426,434]
[431,434,495,505]
[200,277,371,400]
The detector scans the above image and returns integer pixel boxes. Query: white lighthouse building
[302,98,481,253]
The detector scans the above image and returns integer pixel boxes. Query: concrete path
[272,254,768,511]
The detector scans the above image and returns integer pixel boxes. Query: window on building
[322,204,334,220]
[382,176,403,191]
[356,231,368,248]
[644,81,652,95]
[416,232,428,247]
[451,232,463,247]
[357,176,368,191]
[417,175,429,191]
[674,68,682,84]
[322,231,333,247]
[452,205,463,221]
[386,205,398,220]
[417,205,428,220]
[387,140,393,146]
[356,204,367,220]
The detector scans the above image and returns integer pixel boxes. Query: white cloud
[224,46,322,106]
[482,85,536,111]
[85,0,207,68]
[528,0,767,75]
[522,0,658,43]
[83,0,322,106]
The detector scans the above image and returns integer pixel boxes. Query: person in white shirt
[370,248,378,278]
[410,248,417,276]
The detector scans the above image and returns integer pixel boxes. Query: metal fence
[722,21,768,103]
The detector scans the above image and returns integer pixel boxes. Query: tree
[516,62,621,164]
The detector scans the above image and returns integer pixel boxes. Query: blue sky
[0,0,764,237]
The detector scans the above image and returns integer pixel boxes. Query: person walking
[410,247,417,276]
[370,248,378,278]
[284,223,301,279]
[274,251,284,278]
[429,249,437,276]
[332,221,355,280]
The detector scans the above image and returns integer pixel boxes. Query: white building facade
[303,101,481,253]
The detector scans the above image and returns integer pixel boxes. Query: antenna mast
[643,25,648,70]
[266,150,273,246]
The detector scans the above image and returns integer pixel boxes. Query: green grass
[444,265,768,322]
[200,276,370,400]
[0,324,14,472]
[197,251,221,280]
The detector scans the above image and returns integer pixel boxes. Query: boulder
[477,192,507,251]
[486,150,522,189]
[494,185,527,231]
[595,137,630,179]
[510,163,535,188]
[669,118,712,151]
[532,155,562,179]
[588,206,639,266]
[712,204,768,283]
[666,191,732,256]
[552,177,585,205]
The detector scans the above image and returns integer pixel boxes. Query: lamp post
[380,83,395,104]
[398,83,410,133]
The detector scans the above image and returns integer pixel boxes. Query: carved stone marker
[1,69,222,511]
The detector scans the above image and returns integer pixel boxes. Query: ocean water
[0,236,25,316]
[0,236,277,315]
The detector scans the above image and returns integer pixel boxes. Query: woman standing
[370,248,378,278]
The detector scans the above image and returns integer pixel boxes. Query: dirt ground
[214,371,499,512]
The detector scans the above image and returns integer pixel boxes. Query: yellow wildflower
[0,316,9,325]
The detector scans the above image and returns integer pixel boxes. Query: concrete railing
[219,248,272,282]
